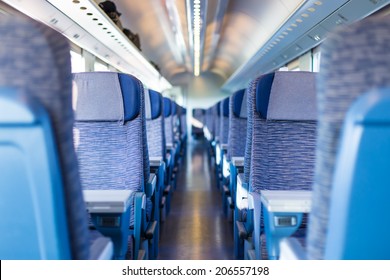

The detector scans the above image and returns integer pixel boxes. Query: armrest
[145,220,158,239]
[236,221,249,240]
[83,190,132,213]
[145,174,157,198]
[166,143,173,151]
[231,156,244,167]
[248,192,262,260]
[149,156,163,167]
[231,157,244,174]
[279,238,307,260]
[236,173,248,210]
[222,156,230,178]
[260,190,312,260]
[149,157,164,181]
[260,190,312,213]
[83,190,133,260]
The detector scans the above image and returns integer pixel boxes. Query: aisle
[158,138,234,260]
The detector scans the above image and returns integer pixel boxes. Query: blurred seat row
[194,14,390,260]
[0,16,186,260]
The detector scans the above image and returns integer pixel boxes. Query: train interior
[0,0,390,261]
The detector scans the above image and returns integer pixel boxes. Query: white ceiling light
[187,0,207,77]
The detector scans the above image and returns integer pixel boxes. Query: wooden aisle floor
[158,138,234,260]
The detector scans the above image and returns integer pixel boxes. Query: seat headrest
[72,72,141,122]
[171,101,177,115]
[163,97,171,117]
[232,89,247,118]
[255,71,317,121]
[222,97,229,117]
[146,89,162,120]
[216,101,221,116]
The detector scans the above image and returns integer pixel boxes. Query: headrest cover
[256,71,317,121]
[171,101,177,115]
[232,89,247,118]
[216,101,221,116]
[146,89,162,120]
[163,97,171,117]
[73,72,141,122]
[222,97,229,117]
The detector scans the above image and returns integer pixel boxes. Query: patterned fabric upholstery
[205,107,215,139]
[146,89,166,160]
[180,107,187,140]
[219,98,230,145]
[0,16,89,259]
[214,102,221,141]
[307,15,390,260]
[249,71,316,259]
[73,72,150,228]
[244,77,263,183]
[172,101,180,143]
[227,89,247,161]
[163,97,174,146]
[172,100,181,143]
[250,71,317,193]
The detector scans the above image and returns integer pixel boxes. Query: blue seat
[235,76,275,259]
[73,72,156,260]
[145,89,166,259]
[204,106,215,143]
[214,101,221,144]
[225,89,248,258]
[171,100,183,176]
[0,16,112,259]
[302,15,390,260]
[171,101,180,158]
[163,97,176,210]
[233,80,258,259]
[249,71,317,260]
[218,98,230,176]
[214,101,223,187]
[218,97,231,216]
[179,106,187,145]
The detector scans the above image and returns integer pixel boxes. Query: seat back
[214,102,221,142]
[0,16,89,259]
[163,97,174,146]
[205,106,215,141]
[243,76,270,183]
[171,100,180,142]
[180,106,187,140]
[326,88,390,259]
[146,89,166,161]
[227,89,247,161]
[307,15,390,260]
[73,72,150,228]
[250,71,317,193]
[219,97,230,146]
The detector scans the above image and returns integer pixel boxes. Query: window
[94,60,109,72]
[70,50,85,73]
[312,47,321,72]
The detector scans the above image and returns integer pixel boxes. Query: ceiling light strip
[193,0,201,76]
